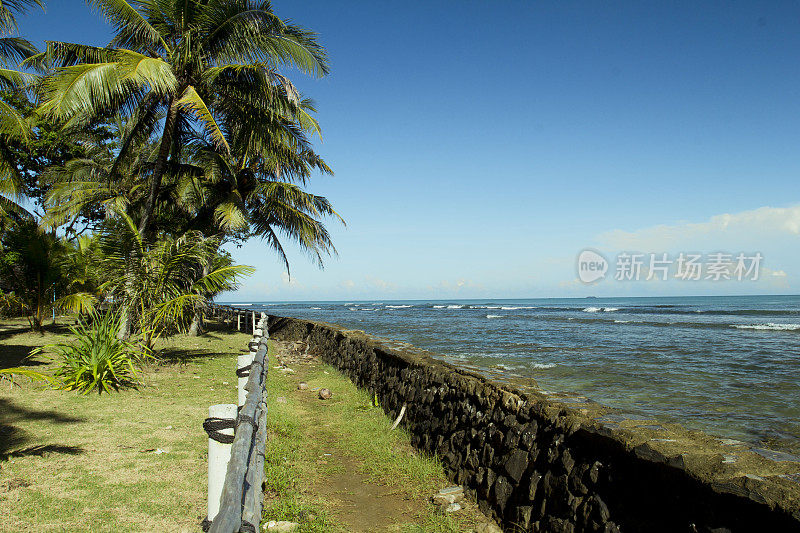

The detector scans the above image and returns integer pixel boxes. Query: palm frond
[87,0,170,53]
[175,85,230,153]
[55,291,98,315]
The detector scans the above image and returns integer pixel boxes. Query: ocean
[225,295,800,454]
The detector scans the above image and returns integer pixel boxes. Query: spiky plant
[37,310,147,394]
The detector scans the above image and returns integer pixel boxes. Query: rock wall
[267,315,800,533]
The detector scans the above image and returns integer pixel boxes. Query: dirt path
[265,340,493,532]
[289,383,418,531]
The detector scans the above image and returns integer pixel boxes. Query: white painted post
[238,351,255,406]
[236,313,241,332]
[207,403,236,522]
[252,311,256,335]
[254,327,263,337]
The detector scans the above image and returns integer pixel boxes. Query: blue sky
[19,1,800,300]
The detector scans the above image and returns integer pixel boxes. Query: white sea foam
[310,307,321,310]
[486,314,503,319]
[493,363,522,371]
[433,305,446,308]
[386,304,412,308]
[447,305,465,309]
[583,307,619,312]
[614,320,631,323]
[732,323,800,331]
[501,306,538,310]
[530,363,557,369]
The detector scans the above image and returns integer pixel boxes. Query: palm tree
[0,220,96,331]
[39,114,156,232]
[34,0,328,239]
[176,107,343,271]
[175,142,343,335]
[0,0,43,220]
[96,211,253,350]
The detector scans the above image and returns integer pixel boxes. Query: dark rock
[516,505,533,530]
[519,422,539,450]
[503,449,530,483]
[545,516,575,533]
[561,449,576,474]
[485,468,497,491]
[588,494,610,523]
[528,470,542,501]
[586,461,602,485]
[568,466,589,495]
[492,475,513,511]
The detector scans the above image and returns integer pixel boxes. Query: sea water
[225,295,800,454]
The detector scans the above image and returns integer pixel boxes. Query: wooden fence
[203,307,268,533]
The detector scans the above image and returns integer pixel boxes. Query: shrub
[38,311,150,394]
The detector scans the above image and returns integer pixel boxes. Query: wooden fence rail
[204,307,269,533]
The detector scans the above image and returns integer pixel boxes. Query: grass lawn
[0,319,490,532]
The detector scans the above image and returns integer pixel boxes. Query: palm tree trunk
[138,96,180,239]
[188,260,211,337]
[117,304,132,340]
[33,273,43,333]
[188,308,203,336]
[117,251,136,340]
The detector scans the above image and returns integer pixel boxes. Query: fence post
[206,403,237,525]
[238,350,255,407]
[236,313,241,332]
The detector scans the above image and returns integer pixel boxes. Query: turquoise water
[227,295,800,454]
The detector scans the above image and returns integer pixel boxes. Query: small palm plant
[37,310,149,394]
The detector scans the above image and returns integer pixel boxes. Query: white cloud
[430,278,485,293]
[280,272,303,288]
[600,205,800,251]
[366,276,397,292]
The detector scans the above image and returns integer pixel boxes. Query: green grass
[262,341,486,532]
[0,318,488,532]
[0,317,248,532]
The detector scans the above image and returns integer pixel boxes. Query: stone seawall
[267,315,800,533]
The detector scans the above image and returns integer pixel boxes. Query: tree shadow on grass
[0,322,72,342]
[0,344,47,370]
[0,397,86,462]
[203,320,238,334]
[156,347,218,365]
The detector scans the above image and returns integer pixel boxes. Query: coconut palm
[39,114,158,232]
[176,117,342,271]
[174,143,342,335]
[34,0,328,239]
[0,220,96,331]
[96,211,253,350]
[0,0,43,221]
